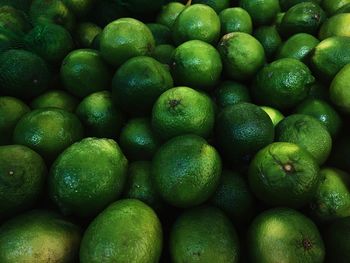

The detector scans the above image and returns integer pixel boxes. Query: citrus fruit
[219,7,253,35]
[192,0,230,13]
[152,135,221,208]
[280,0,321,11]
[156,2,185,29]
[249,142,320,207]
[80,199,162,263]
[0,5,30,34]
[319,13,350,40]
[152,44,175,65]
[260,106,284,126]
[75,22,102,48]
[239,0,280,25]
[214,81,251,109]
[49,137,128,217]
[322,0,350,15]
[253,25,282,59]
[146,23,171,45]
[152,87,215,140]
[330,63,350,113]
[62,0,94,17]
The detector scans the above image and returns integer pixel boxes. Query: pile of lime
[1,0,350,262]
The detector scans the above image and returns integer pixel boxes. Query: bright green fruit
[253,25,282,58]
[120,118,160,161]
[239,0,280,25]
[214,81,251,109]
[249,142,320,207]
[276,114,332,164]
[170,206,239,263]
[76,91,124,139]
[80,199,162,263]
[0,49,50,99]
[218,32,265,81]
[152,44,175,65]
[248,208,325,263]
[146,23,171,45]
[319,13,350,40]
[112,56,173,115]
[192,0,230,13]
[295,99,342,137]
[260,106,284,126]
[330,63,350,113]
[100,18,155,67]
[152,87,215,140]
[171,40,222,90]
[30,89,79,113]
[75,22,102,48]
[25,24,74,64]
[13,108,84,162]
[49,137,128,217]
[0,210,81,263]
[156,2,185,29]
[61,49,111,98]
[211,170,255,225]
[0,145,46,218]
[172,4,221,45]
[310,168,350,221]
[219,7,253,35]
[215,102,274,164]
[252,58,314,109]
[0,96,29,145]
[152,135,221,208]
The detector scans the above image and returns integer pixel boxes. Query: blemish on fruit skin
[283,163,295,173]
[169,99,181,108]
[302,238,313,251]
[8,171,14,176]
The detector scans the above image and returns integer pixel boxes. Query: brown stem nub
[283,163,294,173]
[186,0,192,6]
[302,239,313,251]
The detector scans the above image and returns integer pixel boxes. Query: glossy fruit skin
[152,44,175,65]
[112,56,173,116]
[13,108,84,162]
[172,4,221,45]
[248,208,325,263]
[319,13,350,40]
[276,114,332,164]
[156,2,185,29]
[146,23,171,45]
[330,63,350,113]
[214,81,251,109]
[215,102,275,164]
[219,7,253,35]
[49,138,128,217]
[80,199,163,263]
[75,22,102,48]
[239,0,280,25]
[0,49,50,99]
[218,32,265,81]
[260,106,284,126]
[249,142,320,208]
[171,40,222,90]
[99,18,155,67]
[280,0,321,11]
[253,25,282,59]
[0,210,81,263]
[152,87,215,140]
[62,0,95,17]
[30,90,79,113]
[170,206,239,263]
[252,58,314,109]
[152,135,222,208]
[0,5,31,34]
[192,0,230,13]
[0,145,46,219]
[322,0,350,15]
[61,49,111,98]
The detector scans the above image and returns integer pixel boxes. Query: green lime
[0,49,50,99]
[120,118,160,161]
[80,199,162,263]
[146,23,171,45]
[171,40,222,90]
[0,5,30,34]
[25,24,74,64]
[192,0,230,13]
[49,137,128,217]
[280,0,322,11]
[249,142,320,207]
[215,102,274,164]
[214,81,251,109]
[0,145,46,218]
[335,3,350,14]
[311,36,350,81]
[211,170,255,225]
[253,25,282,59]
[170,206,239,263]
[276,33,319,62]
[152,87,215,140]
[112,56,173,115]
[310,167,350,221]
[278,2,326,37]
[76,91,124,138]
[322,0,350,15]
[260,106,285,126]
[252,58,314,109]
[295,99,342,137]
[325,217,350,263]
[75,22,102,48]
[61,49,111,98]
[218,32,265,81]
[0,210,81,262]
[239,0,280,25]
[99,18,155,67]
[319,13,350,40]
[330,63,350,113]
[30,89,79,113]
[13,108,84,162]
[62,0,94,17]
[123,161,163,211]
[172,4,220,45]
[0,96,29,145]
[0,27,23,53]
[248,208,325,263]
[274,12,285,27]
[156,2,185,29]
[29,0,76,32]
[276,114,332,164]
[152,44,175,65]
[219,7,253,35]
[152,135,221,208]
